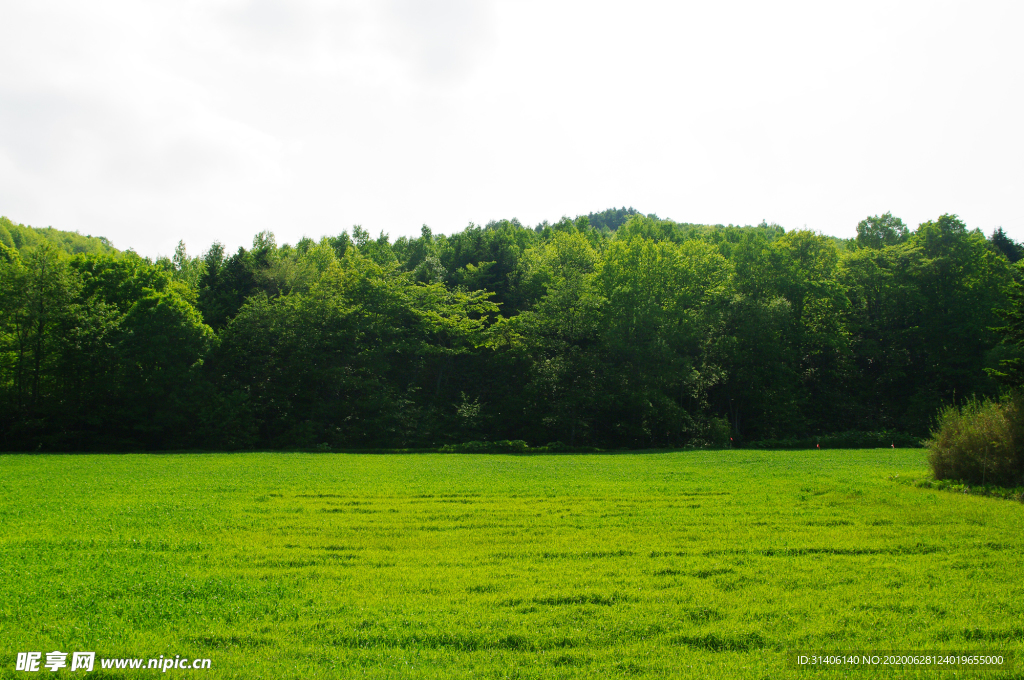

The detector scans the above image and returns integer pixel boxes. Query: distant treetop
[0,216,118,256]
[585,207,659,232]
[990,227,1023,263]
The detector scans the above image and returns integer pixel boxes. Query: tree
[840,241,928,430]
[171,240,207,298]
[513,231,604,446]
[856,212,908,249]
[711,295,798,440]
[197,246,260,329]
[990,227,1023,263]
[0,247,127,449]
[114,287,216,448]
[727,229,851,434]
[988,266,1024,387]
[586,207,645,232]
[597,236,731,446]
[0,246,79,426]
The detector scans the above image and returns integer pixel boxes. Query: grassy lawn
[1,450,1022,679]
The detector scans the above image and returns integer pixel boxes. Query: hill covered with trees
[1,211,1021,451]
[0,216,117,256]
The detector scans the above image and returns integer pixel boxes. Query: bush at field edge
[926,393,1024,487]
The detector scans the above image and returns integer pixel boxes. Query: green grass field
[1,450,1022,679]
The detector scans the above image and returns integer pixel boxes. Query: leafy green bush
[926,393,1024,486]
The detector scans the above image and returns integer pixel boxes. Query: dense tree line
[1,211,1021,451]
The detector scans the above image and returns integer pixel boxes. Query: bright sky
[2,0,1022,258]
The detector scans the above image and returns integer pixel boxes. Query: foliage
[584,206,646,232]
[990,227,1024,263]
[0,244,215,450]
[988,263,1024,386]
[0,216,117,255]
[926,393,1024,487]
[438,439,532,453]
[0,211,1018,450]
[596,236,730,446]
[855,212,908,249]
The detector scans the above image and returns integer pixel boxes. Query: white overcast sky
[2,0,1022,258]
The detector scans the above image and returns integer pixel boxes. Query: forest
[2,209,1023,452]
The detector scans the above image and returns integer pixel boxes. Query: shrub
[440,440,530,454]
[926,393,1024,487]
[706,417,732,449]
